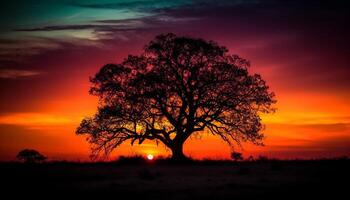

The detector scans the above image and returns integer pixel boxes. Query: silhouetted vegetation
[256,155,269,162]
[16,149,46,163]
[231,152,243,162]
[117,155,146,164]
[76,33,276,160]
[1,158,349,199]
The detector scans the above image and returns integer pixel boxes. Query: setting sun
[147,154,154,160]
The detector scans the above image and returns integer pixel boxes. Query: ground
[1,159,349,199]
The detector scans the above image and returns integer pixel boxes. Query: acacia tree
[76,33,275,160]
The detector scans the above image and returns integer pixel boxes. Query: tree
[76,33,276,160]
[17,149,47,163]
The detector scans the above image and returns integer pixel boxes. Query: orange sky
[0,67,349,161]
[0,0,349,161]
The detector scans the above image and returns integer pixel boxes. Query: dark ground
[1,159,349,199]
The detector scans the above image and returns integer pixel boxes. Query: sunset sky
[0,0,349,160]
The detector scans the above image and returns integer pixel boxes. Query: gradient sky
[0,0,349,160]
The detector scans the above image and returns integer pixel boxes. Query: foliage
[17,149,47,163]
[231,152,244,161]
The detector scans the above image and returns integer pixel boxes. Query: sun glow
[147,154,154,160]
[0,113,73,126]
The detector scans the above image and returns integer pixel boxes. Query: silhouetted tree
[77,33,276,160]
[231,152,243,162]
[17,149,47,163]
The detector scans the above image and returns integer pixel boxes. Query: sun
[147,154,154,160]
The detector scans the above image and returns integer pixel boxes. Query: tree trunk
[170,142,186,161]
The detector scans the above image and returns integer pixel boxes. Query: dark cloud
[309,135,350,153]
[5,0,350,93]
[71,0,191,11]
[14,13,195,33]
[156,0,350,93]
[2,1,350,98]
[14,24,125,32]
[72,1,155,9]
[14,24,142,34]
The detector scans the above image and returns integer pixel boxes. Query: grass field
[1,158,349,199]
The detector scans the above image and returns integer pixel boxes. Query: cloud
[270,122,350,133]
[0,113,74,127]
[308,135,350,153]
[0,69,41,79]
[14,13,196,33]
[267,134,350,156]
[0,37,64,61]
[14,24,133,32]
[15,25,103,32]
[72,0,190,11]
[3,0,350,91]
[11,14,198,47]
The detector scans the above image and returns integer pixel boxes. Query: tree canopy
[77,33,276,160]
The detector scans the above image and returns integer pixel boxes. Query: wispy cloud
[11,14,198,48]
[0,37,63,61]
[0,113,74,127]
[14,24,132,32]
[0,69,41,79]
[14,14,196,33]
[72,0,190,11]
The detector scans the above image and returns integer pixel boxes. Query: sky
[0,0,349,161]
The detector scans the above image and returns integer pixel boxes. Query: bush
[231,152,243,162]
[17,149,47,163]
